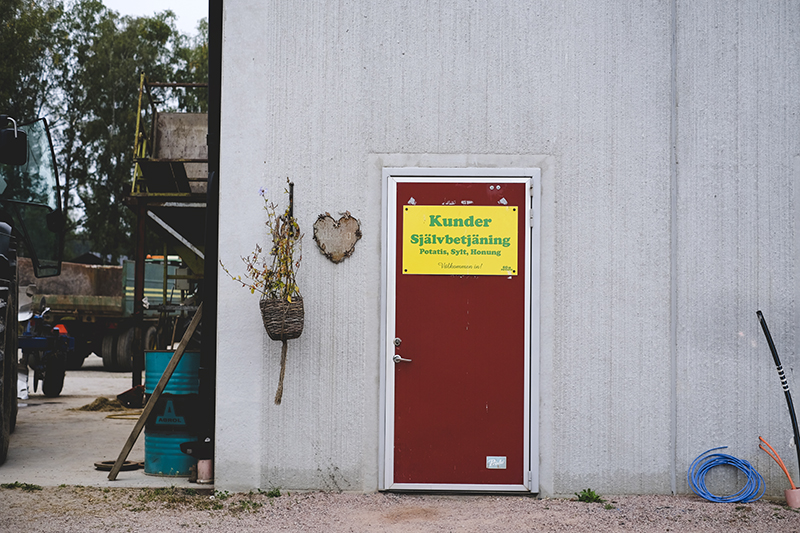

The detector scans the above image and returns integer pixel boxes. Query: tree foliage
[0,0,63,121]
[60,3,179,261]
[173,18,209,112]
[1,0,208,263]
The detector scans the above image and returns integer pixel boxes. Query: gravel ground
[5,358,799,531]
[1,485,798,532]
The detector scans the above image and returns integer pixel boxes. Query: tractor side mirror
[0,116,27,166]
[46,209,65,233]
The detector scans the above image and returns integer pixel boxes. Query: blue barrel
[144,431,197,476]
[145,350,200,394]
[144,350,200,477]
[145,394,200,432]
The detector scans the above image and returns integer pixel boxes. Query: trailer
[18,256,194,371]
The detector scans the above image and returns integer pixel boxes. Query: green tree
[50,0,104,235]
[173,17,209,112]
[52,1,181,262]
[4,1,208,262]
[0,0,63,121]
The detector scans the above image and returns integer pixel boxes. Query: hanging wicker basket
[259,296,304,341]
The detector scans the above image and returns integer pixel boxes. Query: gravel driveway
[1,484,798,532]
[3,357,799,531]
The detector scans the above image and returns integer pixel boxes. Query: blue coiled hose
[688,446,764,503]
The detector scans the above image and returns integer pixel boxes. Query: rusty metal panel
[18,257,123,297]
[154,113,208,162]
[33,294,123,315]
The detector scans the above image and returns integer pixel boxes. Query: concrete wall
[676,2,800,495]
[216,0,800,497]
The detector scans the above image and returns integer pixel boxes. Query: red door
[386,176,531,491]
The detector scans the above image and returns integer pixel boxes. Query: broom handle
[757,310,800,482]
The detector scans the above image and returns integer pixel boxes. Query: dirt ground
[0,485,798,532]
[2,357,800,531]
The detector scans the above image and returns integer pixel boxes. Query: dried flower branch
[221,181,303,302]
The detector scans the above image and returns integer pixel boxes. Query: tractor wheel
[101,333,118,371]
[115,327,135,372]
[143,325,158,351]
[0,242,17,464]
[42,355,65,398]
[65,337,91,370]
[7,283,17,433]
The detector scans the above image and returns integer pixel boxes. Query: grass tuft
[575,488,605,503]
[1,482,43,492]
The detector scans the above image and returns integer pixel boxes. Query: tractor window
[0,118,64,278]
[0,118,60,210]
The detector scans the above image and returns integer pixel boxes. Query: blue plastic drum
[144,350,201,476]
[144,350,200,395]
[144,431,197,476]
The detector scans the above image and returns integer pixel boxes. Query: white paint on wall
[675,1,800,496]
[216,0,800,497]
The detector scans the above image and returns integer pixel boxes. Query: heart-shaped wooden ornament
[313,212,362,263]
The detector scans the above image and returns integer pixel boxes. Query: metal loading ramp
[122,75,208,389]
[126,74,208,275]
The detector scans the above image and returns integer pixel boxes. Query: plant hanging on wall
[221,179,303,404]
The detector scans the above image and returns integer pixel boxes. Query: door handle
[393,354,412,363]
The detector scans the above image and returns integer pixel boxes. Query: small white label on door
[486,456,507,469]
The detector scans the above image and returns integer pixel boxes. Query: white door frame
[379,167,541,492]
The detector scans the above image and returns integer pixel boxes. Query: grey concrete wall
[675,2,800,495]
[216,0,799,497]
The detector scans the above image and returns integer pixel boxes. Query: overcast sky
[100,0,207,35]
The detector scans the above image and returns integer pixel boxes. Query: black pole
[133,201,147,388]
[288,181,294,219]
[757,310,800,481]
[197,0,222,454]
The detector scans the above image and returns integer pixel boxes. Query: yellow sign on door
[402,205,518,275]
